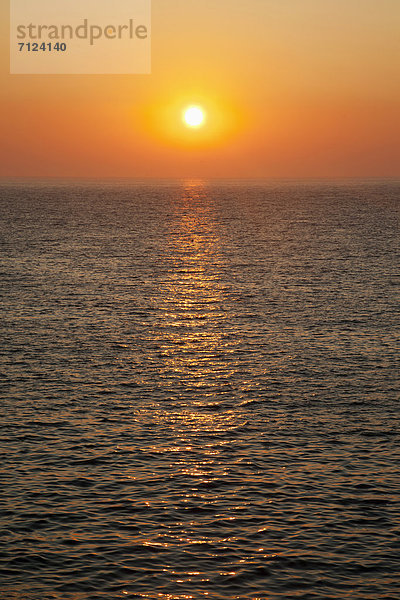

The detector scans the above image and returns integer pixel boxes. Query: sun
[183,105,205,128]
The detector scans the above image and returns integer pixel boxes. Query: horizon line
[1,175,399,183]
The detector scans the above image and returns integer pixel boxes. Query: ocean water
[0,180,399,600]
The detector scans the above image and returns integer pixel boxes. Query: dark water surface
[1,180,399,600]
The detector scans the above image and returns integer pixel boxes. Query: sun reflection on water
[151,180,240,412]
[122,182,254,592]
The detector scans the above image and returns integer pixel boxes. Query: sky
[0,0,399,178]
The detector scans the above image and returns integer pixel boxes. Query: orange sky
[1,0,399,178]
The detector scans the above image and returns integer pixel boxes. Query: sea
[0,179,399,600]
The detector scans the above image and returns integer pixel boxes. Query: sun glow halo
[184,106,205,128]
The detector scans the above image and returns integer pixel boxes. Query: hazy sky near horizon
[0,0,399,178]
